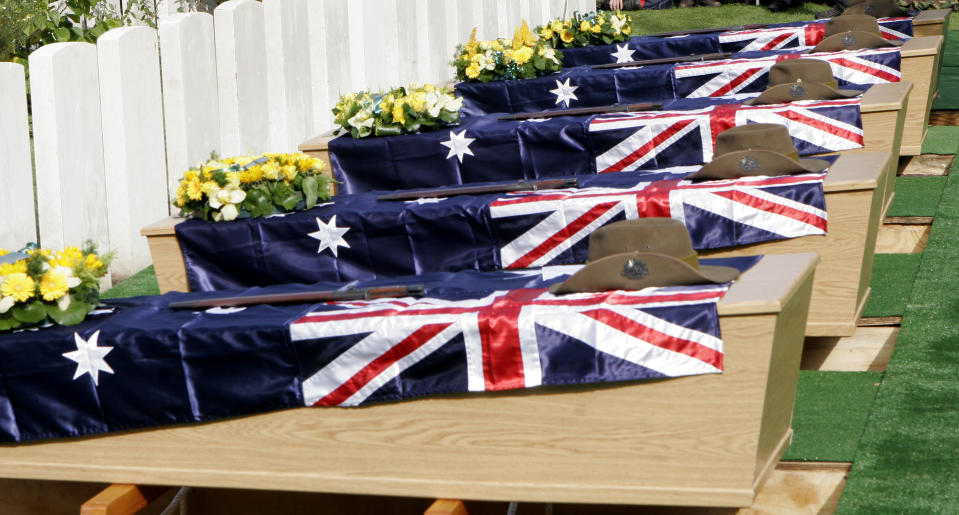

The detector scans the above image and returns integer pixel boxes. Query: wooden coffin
[900,35,945,155]
[911,9,952,38]
[0,252,818,509]
[141,151,886,338]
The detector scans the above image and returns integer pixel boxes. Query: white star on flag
[611,44,635,64]
[308,215,351,256]
[550,78,579,107]
[62,330,114,386]
[441,130,476,163]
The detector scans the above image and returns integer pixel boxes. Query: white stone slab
[29,43,110,252]
[316,0,357,120]
[306,0,332,133]
[456,0,483,42]
[264,0,314,151]
[158,13,220,198]
[0,63,36,249]
[482,0,506,39]
[215,0,269,156]
[97,27,169,280]
[528,0,551,27]
[395,0,418,86]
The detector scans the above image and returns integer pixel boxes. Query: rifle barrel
[377,178,580,201]
[645,23,768,38]
[497,102,663,121]
[168,284,425,310]
[592,52,733,70]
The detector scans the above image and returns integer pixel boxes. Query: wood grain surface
[899,36,944,155]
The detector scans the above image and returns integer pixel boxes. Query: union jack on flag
[718,17,912,53]
[488,173,828,270]
[290,285,729,406]
[588,99,863,173]
[673,47,900,98]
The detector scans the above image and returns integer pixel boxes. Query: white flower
[213,203,240,222]
[53,266,82,289]
[0,296,13,314]
[610,14,627,34]
[208,183,246,222]
[56,293,71,311]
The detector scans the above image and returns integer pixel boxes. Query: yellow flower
[0,261,27,276]
[491,40,503,51]
[591,24,602,33]
[410,91,427,113]
[1,273,35,302]
[0,249,8,256]
[564,20,572,28]
[84,253,104,271]
[465,28,479,56]
[281,165,298,182]
[551,20,563,32]
[39,270,69,301]
[580,20,591,32]
[185,178,204,200]
[623,24,631,35]
[561,30,574,43]
[239,166,263,183]
[262,161,281,180]
[201,180,219,196]
[392,99,406,124]
[513,46,533,65]
[465,62,481,79]
[540,27,554,40]
[184,169,199,181]
[51,246,83,268]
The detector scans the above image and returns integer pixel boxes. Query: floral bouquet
[333,83,463,139]
[173,153,332,222]
[0,244,112,331]
[536,10,632,48]
[452,20,563,83]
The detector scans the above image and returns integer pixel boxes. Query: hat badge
[789,82,806,99]
[843,33,857,47]
[738,155,760,173]
[865,4,876,14]
[621,258,650,280]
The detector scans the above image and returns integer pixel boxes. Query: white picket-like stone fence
[0,0,595,281]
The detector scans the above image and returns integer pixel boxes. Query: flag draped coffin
[456,46,900,117]
[174,169,826,291]
[557,16,913,67]
[0,261,763,442]
[329,97,861,194]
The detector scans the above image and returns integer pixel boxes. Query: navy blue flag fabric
[174,169,828,292]
[0,257,759,443]
[456,46,901,117]
[557,16,913,67]
[329,97,861,194]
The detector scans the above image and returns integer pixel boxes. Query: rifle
[377,177,580,201]
[592,52,734,70]
[645,23,771,38]
[167,284,426,310]
[497,102,663,121]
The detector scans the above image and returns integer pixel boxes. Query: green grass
[626,2,830,35]
[921,125,959,154]
[887,176,948,218]
[838,162,959,513]
[863,253,924,318]
[932,69,959,111]
[101,265,161,299]
[783,371,882,462]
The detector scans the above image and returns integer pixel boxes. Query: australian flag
[718,16,912,53]
[0,264,747,442]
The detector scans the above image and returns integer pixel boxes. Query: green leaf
[13,301,48,324]
[0,313,22,331]
[302,176,319,210]
[271,182,301,211]
[243,189,275,218]
[53,27,71,42]
[46,300,92,326]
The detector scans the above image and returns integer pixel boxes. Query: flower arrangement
[536,10,632,49]
[452,20,563,83]
[333,83,463,139]
[0,243,112,331]
[173,153,332,222]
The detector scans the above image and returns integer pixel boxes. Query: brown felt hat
[811,15,903,53]
[549,218,741,294]
[747,59,861,105]
[685,124,830,181]
[842,0,907,18]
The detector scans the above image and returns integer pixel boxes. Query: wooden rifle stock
[377,177,580,201]
[645,23,770,38]
[167,284,426,309]
[497,102,663,121]
[592,52,733,70]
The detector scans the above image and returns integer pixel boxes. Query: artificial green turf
[862,253,924,318]
[782,371,882,462]
[921,125,959,154]
[101,265,161,299]
[837,162,959,513]
[886,176,948,218]
[626,2,829,35]
[932,68,959,111]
